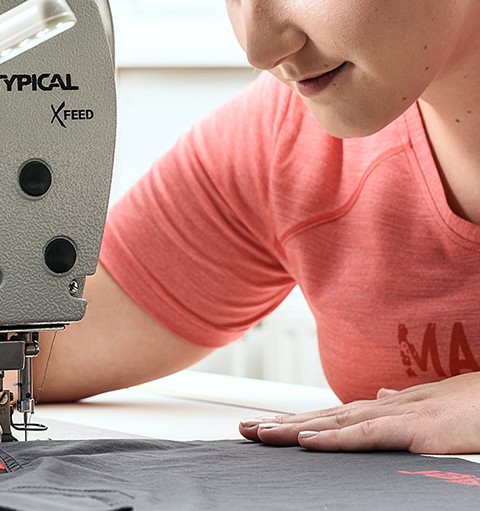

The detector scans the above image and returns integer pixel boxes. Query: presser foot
[0,391,47,442]
[11,415,48,441]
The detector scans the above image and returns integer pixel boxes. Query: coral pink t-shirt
[100,73,480,403]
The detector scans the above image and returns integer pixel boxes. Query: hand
[239,372,480,454]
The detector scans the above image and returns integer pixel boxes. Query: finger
[376,388,399,399]
[239,412,344,444]
[241,405,394,446]
[239,419,305,445]
[256,423,301,446]
[298,416,416,452]
[239,415,279,442]
[240,417,322,445]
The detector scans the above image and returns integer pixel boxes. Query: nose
[233,2,307,70]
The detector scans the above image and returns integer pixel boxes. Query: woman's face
[226,0,476,137]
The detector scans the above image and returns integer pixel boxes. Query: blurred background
[109,0,328,388]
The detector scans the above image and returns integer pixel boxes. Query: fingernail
[299,431,318,439]
[240,417,277,428]
[258,422,281,430]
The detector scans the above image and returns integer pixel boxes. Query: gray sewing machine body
[0,0,116,441]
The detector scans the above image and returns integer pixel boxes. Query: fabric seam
[1,485,133,504]
[279,144,409,245]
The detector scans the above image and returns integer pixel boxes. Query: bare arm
[27,263,214,402]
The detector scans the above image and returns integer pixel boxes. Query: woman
[32,0,480,454]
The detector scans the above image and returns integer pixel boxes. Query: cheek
[337,0,457,83]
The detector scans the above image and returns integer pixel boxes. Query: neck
[417,48,480,223]
[420,35,480,146]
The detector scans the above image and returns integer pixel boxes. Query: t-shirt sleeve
[99,73,296,347]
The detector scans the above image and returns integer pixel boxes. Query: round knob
[19,160,52,197]
[44,238,77,274]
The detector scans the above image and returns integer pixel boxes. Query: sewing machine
[0,0,116,441]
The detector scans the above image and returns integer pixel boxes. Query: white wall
[110,1,329,388]
[112,67,257,202]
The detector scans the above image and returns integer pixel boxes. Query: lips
[295,63,346,98]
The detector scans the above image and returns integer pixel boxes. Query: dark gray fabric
[1,439,480,510]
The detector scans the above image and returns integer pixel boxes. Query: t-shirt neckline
[400,102,480,248]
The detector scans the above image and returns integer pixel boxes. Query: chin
[312,108,403,139]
